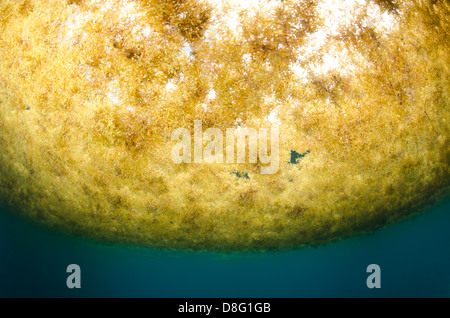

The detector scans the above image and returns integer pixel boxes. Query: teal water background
[1,198,449,298]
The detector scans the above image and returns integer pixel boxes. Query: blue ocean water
[1,198,449,298]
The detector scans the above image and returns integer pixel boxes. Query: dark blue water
[1,198,449,298]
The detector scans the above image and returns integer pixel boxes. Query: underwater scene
[1,197,450,297]
[0,0,449,298]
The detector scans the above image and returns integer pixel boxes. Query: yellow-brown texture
[0,0,449,251]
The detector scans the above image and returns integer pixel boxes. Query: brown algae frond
[0,0,449,251]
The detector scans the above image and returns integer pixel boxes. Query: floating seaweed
[0,0,449,252]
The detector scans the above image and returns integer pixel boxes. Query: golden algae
[0,0,449,251]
